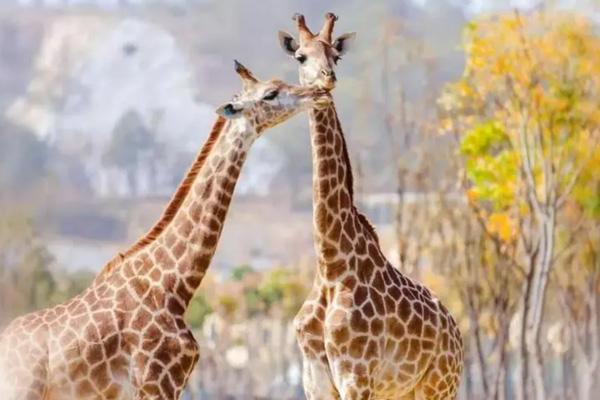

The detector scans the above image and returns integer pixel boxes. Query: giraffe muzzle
[318,75,337,90]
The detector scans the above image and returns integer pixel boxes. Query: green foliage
[256,268,287,307]
[0,211,98,326]
[230,264,254,281]
[49,270,95,306]
[243,288,262,315]
[24,246,56,310]
[460,121,509,156]
[461,121,518,210]
[229,267,310,318]
[573,173,600,217]
[255,268,307,318]
[216,294,239,319]
[571,138,600,218]
[441,11,600,234]
[0,212,54,324]
[185,293,213,329]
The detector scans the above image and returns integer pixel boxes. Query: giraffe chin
[307,76,336,91]
[313,94,333,110]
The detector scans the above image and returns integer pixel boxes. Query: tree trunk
[491,316,509,400]
[518,210,555,400]
[468,297,489,397]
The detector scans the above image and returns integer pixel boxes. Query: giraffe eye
[262,90,279,101]
[295,54,307,64]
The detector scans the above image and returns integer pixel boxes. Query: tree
[103,110,156,196]
[0,211,55,327]
[439,11,600,399]
[231,264,254,281]
[255,268,308,318]
[378,17,436,278]
[185,293,213,329]
[0,118,49,198]
[553,208,599,399]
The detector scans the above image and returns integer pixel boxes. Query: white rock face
[7,14,283,197]
[10,16,214,150]
[7,14,113,141]
[66,18,214,151]
[236,138,284,196]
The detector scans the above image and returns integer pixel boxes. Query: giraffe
[278,14,464,400]
[0,62,331,400]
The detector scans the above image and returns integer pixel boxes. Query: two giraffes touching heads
[0,13,463,400]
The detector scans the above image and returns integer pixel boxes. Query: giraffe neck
[100,116,255,306]
[309,103,377,268]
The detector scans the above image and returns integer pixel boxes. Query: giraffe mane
[331,106,380,244]
[99,116,228,276]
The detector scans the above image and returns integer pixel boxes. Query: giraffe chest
[42,287,199,399]
[45,310,134,399]
[314,268,442,393]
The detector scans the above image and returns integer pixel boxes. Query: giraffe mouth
[319,79,336,91]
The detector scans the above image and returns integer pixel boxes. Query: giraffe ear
[333,32,356,56]
[278,31,299,56]
[215,102,243,119]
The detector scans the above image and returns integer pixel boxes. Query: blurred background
[0,0,599,399]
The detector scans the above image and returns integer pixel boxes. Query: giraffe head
[278,12,356,89]
[216,60,331,133]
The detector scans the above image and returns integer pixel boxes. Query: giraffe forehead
[301,40,336,60]
[240,81,282,98]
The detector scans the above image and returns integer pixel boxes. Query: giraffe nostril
[321,69,331,77]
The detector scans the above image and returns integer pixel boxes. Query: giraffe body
[279,14,464,399]
[0,279,197,399]
[0,66,330,400]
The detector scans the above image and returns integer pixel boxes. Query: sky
[11,0,594,16]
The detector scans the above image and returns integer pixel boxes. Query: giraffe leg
[295,286,338,399]
[413,314,463,400]
[337,384,372,400]
[132,321,200,400]
[334,369,372,400]
[301,356,339,400]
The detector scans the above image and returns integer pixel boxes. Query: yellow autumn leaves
[439,11,600,245]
